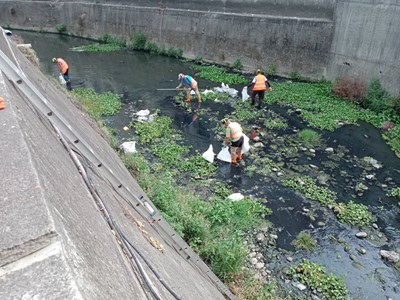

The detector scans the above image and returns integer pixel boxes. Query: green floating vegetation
[131,116,172,144]
[334,201,376,227]
[192,65,247,85]
[288,259,348,300]
[72,43,124,52]
[282,176,337,206]
[72,88,121,119]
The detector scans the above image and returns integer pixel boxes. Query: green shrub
[121,153,149,176]
[232,59,243,70]
[363,79,391,113]
[145,42,160,54]
[166,47,183,58]
[265,64,277,77]
[200,234,247,281]
[390,187,400,198]
[55,23,67,33]
[290,70,301,81]
[297,129,321,148]
[130,32,147,50]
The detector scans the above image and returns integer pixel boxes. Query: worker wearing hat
[52,57,72,90]
[222,118,244,164]
[246,69,272,109]
[176,73,202,104]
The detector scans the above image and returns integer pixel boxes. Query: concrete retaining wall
[0,0,398,94]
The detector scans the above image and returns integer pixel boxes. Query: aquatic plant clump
[292,231,317,252]
[131,116,172,143]
[192,65,247,85]
[334,201,376,227]
[288,259,348,300]
[282,176,337,206]
[72,88,122,118]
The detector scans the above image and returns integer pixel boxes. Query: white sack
[202,144,215,163]
[227,193,244,201]
[242,87,249,101]
[241,134,250,154]
[217,146,231,163]
[59,74,66,86]
[135,109,150,117]
[119,141,137,154]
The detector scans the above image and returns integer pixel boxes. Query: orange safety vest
[228,122,243,140]
[56,58,69,74]
[253,74,267,91]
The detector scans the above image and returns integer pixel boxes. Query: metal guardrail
[0,28,235,300]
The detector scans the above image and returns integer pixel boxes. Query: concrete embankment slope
[0,30,229,299]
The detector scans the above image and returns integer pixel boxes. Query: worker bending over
[176,73,202,104]
[52,57,72,90]
[222,118,244,165]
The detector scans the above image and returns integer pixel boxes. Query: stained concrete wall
[0,0,399,94]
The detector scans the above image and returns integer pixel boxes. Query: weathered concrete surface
[1,0,398,94]
[0,31,227,299]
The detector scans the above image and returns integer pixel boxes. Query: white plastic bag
[59,74,66,86]
[242,87,249,101]
[227,193,244,201]
[217,146,231,163]
[119,141,137,154]
[135,109,150,117]
[241,134,250,154]
[202,144,215,163]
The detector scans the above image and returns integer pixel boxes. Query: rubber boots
[231,147,237,164]
[237,147,243,160]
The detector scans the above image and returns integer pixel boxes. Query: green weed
[192,65,247,85]
[72,88,121,119]
[132,116,172,143]
[334,201,376,227]
[292,231,317,252]
[232,59,243,70]
[55,23,67,33]
[130,32,147,50]
[288,259,348,300]
[297,129,321,148]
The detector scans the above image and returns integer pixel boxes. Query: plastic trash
[242,87,249,101]
[227,193,244,201]
[59,74,66,86]
[202,144,215,163]
[242,134,250,154]
[217,146,231,163]
[135,109,150,117]
[119,141,137,154]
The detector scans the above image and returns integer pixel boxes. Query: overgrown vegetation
[334,201,376,227]
[72,88,121,119]
[265,64,277,77]
[292,231,317,252]
[232,59,243,70]
[287,259,348,300]
[333,76,366,102]
[55,23,67,33]
[297,129,321,148]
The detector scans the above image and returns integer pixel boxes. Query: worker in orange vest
[222,118,244,164]
[52,57,72,90]
[246,69,272,109]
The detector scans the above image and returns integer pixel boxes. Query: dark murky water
[15,30,400,300]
